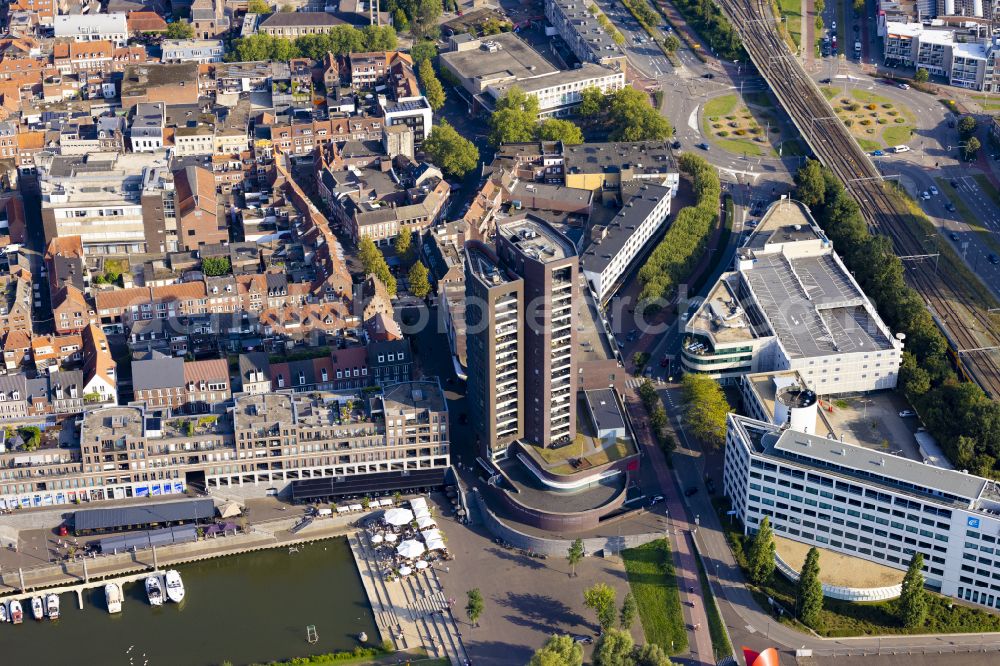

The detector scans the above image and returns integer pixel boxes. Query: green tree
[633,643,673,666]
[201,256,231,277]
[583,583,617,633]
[852,0,864,10]
[358,237,397,294]
[963,136,981,161]
[166,20,195,39]
[490,86,540,146]
[408,261,431,298]
[663,34,681,54]
[537,118,584,145]
[247,0,270,13]
[795,159,827,209]
[958,115,978,138]
[680,374,730,448]
[796,547,823,629]
[394,226,412,259]
[418,59,446,110]
[898,553,927,628]
[529,634,584,666]
[393,8,409,31]
[466,588,484,627]
[412,0,443,38]
[747,516,776,586]
[593,628,633,665]
[618,591,637,631]
[607,87,671,141]
[567,538,585,577]
[913,68,929,83]
[410,39,438,65]
[423,120,480,178]
[17,426,41,451]
[578,87,605,117]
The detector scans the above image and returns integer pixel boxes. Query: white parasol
[397,539,426,559]
[384,507,414,526]
[370,533,384,544]
[398,566,413,576]
[415,560,429,570]
[416,515,437,529]
[384,532,398,543]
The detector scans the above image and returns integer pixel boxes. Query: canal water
[0,538,378,666]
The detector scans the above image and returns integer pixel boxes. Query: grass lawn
[711,498,1000,638]
[935,177,1000,259]
[704,94,738,117]
[777,0,802,46]
[526,433,634,474]
[820,86,837,100]
[702,94,794,157]
[974,174,1000,208]
[882,124,914,146]
[856,138,882,152]
[694,549,733,661]
[622,540,687,654]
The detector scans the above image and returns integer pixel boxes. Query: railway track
[715,0,1000,398]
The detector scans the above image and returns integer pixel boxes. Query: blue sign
[968,516,981,529]
[136,486,149,497]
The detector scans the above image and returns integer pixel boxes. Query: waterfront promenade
[349,530,468,666]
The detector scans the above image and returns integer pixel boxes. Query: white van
[892,145,911,153]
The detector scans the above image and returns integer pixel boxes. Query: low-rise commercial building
[882,22,1000,91]
[683,199,902,393]
[161,39,225,64]
[581,183,672,302]
[545,0,627,69]
[258,12,345,37]
[54,13,128,47]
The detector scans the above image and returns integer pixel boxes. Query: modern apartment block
[725,411,1000,611]
[0,381,449,509]
[465,214,579,460]
[497,216,578,449]
[465,241,525,461]
[683,199,903,394]
[882,22,1000,91]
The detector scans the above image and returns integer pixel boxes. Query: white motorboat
[105,583,122,614]
[145,575,164,606]
[164,570,185,603]
[9,599,23,624]
[0,601,8,623]
[46,593,59,620]
[30,596,43,621]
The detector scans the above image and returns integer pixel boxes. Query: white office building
[54,13,128,47]
[161,39,225,64]
[488,64,625,118]
[682,199,903,394]
[581,183,673,302]
[725,411,1000,610]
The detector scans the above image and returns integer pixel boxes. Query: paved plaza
[430,513,644,665]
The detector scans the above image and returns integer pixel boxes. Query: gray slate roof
[132,353,184,391]
[74,498,215,531]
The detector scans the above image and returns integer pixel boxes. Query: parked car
[950,180,960,188]
[950,232,960,241]
[946,203,956,213]
[697,142,710,150]
[929,185,939,195]
[990,254,999,265]
[819,77,831,84]
[685,487,698,497]
[899,409,916,418]
[872,150,884,156]
[898,83,910,90]
[573,636,594,645]
[920,191,931,200]
[671,140,681,149]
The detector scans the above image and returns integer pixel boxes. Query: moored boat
[46,593,59,620]
[145,575,163,606]
[0,601,8,623]
[30,596,43,621]
[105,582,122,614]
[164,570,185,603]
[9,599,23,624]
